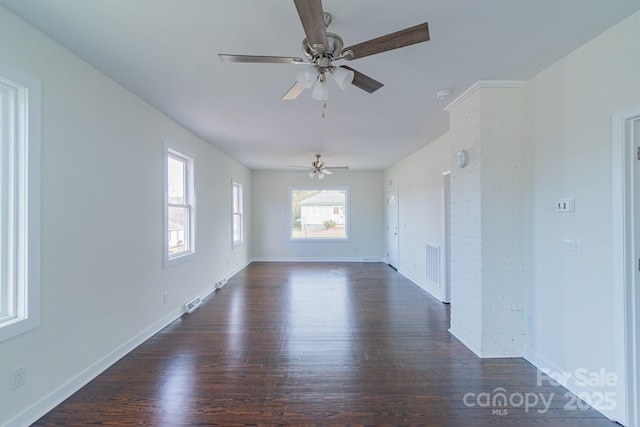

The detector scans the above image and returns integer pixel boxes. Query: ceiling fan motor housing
[302,33,344,62]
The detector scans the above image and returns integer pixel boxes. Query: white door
[386,188,399,269]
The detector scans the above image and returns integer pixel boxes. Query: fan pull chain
[322,101,327,118]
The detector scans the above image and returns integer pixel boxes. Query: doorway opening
[612,107,640,426]
[442,172,451,303]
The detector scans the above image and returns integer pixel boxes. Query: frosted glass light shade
[296,66,318,89]
[331,66,354,90]
[311,79,328,100]
[318,172,325,179]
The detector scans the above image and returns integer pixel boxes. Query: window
[0,66,41,342]
[290,187,349,241]
[310,205,323,217]
[232,182,243,246]
[164,145,195,265]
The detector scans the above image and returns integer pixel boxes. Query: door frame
[612,106,640,426]
[442,172,451,303]
[385,187,399,269]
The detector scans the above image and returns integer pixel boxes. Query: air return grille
[426,243,440,285]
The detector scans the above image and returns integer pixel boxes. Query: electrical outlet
[562,239,581,256]
[163,292,169,304]
[11,366,26,390]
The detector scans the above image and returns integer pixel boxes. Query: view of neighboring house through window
[166,147,195,264]
[232,182,243,246]
[0,66,41,342]
[290,187,349,240]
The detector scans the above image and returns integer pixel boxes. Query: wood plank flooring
[33,262,615,426]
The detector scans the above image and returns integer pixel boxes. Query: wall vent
[426,243,441,285]
[185,296,202,314]
[215,277,228,290]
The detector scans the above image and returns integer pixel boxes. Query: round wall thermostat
[455,150,467,168]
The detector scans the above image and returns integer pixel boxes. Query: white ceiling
[2,0,639,170]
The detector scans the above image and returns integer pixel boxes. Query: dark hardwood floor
[33,262,615,426]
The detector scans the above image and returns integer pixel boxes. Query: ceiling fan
[290,154,348,179]
[218,0,430,101]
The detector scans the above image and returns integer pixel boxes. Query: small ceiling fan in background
[289,154,348,179]
[219,0,430,101]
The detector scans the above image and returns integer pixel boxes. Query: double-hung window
[232,182,243,246]
[165,145,195,265]
[0,66,41,342]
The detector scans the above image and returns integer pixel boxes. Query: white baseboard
[251,257,382,263]
[523,347,620,424]
[7,305,185,427]
[448,325,482,358]
[228,259,252,277]
[397,268,446,302]
[6,262,250,427]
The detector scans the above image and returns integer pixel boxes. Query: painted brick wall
[447,82,526,357]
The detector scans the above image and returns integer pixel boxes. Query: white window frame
[289,186,350,242]
[232,181,243,247]
[0,65,41,343]
[163,143,195,267]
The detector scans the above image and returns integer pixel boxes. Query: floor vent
[185,296,202,314]
[426,243,440,285]
[215,277,228,290]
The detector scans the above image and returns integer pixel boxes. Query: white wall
[252,171,384,261]
[0,7,251,426]
[384,132,451,301]
[524,11,640,422]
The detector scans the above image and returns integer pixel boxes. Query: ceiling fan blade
[294,0,329,53]
[282,82,305,100]
[342,22,429,60]
[340,66,384,93]
[327,166,349,170]
[218,54,305,64]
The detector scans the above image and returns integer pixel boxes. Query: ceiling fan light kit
[296,65,318,88]
[219,0,430,102]
[291,154,348,179]
[311,74,328,100]
[296,66,354,100]
[331,66,354,90]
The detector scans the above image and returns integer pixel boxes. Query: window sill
[164,251,196,268]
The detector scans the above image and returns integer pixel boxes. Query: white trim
[163,141,196,267]
[0,64,41,342]
[397,268,445,302]
[5,305,184,427]
[288,186,351,242]
[385,186,399,267]
[612,106,640,426]
[251,257,382,263]
[444,80,527,112]
[524,347,620,422]
[441,171,451,303]
[231,180,244,248]
[5,262,250,427]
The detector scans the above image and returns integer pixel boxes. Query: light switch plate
[557,199,575,212]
